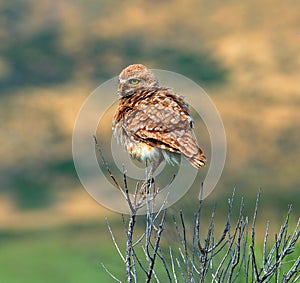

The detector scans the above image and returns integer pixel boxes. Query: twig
[101,262,123,282]
[106,218,125,263]
[93,135,127,199]
[169,247,178,283]
[125,212,136,283]
[180,211,191,280]
[250,190,261,281]
[146,211,166,283]
[282,256,300,283]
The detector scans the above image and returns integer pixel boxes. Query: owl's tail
[176,132,206,168]
[187,150,206,168]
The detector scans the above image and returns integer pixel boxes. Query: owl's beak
[118,84,134,97]
[117,85,123,97]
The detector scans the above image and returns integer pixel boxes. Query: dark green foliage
[3,158,78,210]
[1,28,75,89]
[10,169,53,209]
[50,159,77,177]
[0,18,227,90]
[89,37,227,84]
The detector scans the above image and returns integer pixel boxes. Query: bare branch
[146,210,166,283]
[169,247,178,283]
[105,218,125,263]
[101,150,299,283]
[125,212,136,283]
[101,262,123,282]
[282,256,300,283]
[93,135,127,199]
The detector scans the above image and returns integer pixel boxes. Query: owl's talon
[139,178,153,196]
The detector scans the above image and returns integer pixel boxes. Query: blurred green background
[0,0,299,282]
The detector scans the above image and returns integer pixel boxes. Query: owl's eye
[128,78,141,85]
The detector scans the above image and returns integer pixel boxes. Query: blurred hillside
[1,0,299,226]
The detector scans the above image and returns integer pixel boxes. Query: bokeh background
[0,0,299,282]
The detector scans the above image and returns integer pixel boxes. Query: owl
[113,64,206,174]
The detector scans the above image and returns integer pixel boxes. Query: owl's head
[118,64,159,97]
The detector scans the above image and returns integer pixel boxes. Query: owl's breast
[113,121,161,163]
[127,140,158,162]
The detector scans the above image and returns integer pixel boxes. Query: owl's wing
[123,89,206,168]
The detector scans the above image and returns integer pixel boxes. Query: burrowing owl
[113,64,206,174]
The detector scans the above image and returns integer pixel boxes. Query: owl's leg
[149,157,163,179]
[139,155,163,196]
[144,160,155,189]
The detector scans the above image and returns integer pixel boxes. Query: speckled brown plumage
[113,64,206,171]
